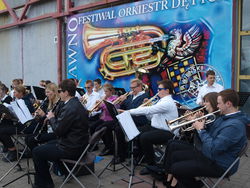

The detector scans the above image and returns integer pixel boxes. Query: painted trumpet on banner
[167,110,220,132]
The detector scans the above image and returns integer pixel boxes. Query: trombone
[167,106,206,125]
[168,110,220,132]
[139,93,159,107]
[88,99,105,113]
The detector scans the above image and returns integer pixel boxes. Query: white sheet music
[10,99,33,124]
[116,111,140,141]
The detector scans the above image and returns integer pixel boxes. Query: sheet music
[10,99,33,124]
[116,111,140,141]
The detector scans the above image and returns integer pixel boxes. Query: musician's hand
[143,98,149,103]
[192,119,205,131]
[117,109,125,113]
[47,111,55,119]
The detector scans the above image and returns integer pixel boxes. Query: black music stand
[76,87,85,96]
[112,111,152,188]
[98,101,128,177]
[114,88,126,96]
[32,86,46,100]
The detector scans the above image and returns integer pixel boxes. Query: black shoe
[34,183,55,188]
[146,165,166,175]
[99,148,113,156]
[2,150,18,162]
[139,167,151,175]
[111,157,125,165]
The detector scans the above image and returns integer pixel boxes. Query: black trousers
[89,119,116,150]
[164,140,225,188]
[139,126,174,165]
[32,140,80,187]
[0,120,41,149]
[25,132,57,151]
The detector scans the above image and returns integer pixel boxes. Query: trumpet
[167,110,220,132]
[112,92,131,105]
[167,106,206,125]
[81,95,88,105]
[88,99,104,113]
[139,93,159,107]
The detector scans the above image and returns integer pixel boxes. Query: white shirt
[132,91,145,100]
[196,83,224,105]
[83,91,101,111]
[95,87,105,98]
[75,91,81,99]
[129,95,178,131]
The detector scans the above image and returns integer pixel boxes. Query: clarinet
[34,99,60,141]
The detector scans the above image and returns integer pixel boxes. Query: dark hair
[206,70,215,77]
[45,80,51,85]
[85,80,94,86]
[94,78,101,85]
[0,83,9,93]
[59,79,76,97]
[203,92,218,112]
[219,89,239,108]
[157,80,174,94]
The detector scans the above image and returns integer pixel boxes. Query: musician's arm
[198,120,245,159]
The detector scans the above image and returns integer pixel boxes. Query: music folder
[0,104,18,122]
[116,111,140,141]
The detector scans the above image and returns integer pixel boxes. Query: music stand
[114,88,126,96]
[98,101,128,177]
[113,111,152,188]
[0,104,18,122]
[32,86,46,100]
[76,87,85,96]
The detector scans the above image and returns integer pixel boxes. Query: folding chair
[200,142,248,188]
[60,126,107,188]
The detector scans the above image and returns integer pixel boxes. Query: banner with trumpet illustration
[66,0,233,108]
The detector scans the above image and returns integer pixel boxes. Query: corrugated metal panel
[22,19,58,85]
[0,28,22,86]
[5,0,26,8]
[0,13,12,25]
[27,1,56,18]
[73,0,103,7]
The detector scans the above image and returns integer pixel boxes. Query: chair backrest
[238,142,248,157]
[89,126,107,146]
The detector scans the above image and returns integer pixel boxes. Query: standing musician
[196,70,224,105]
[127,80,178,175]
[163,89,248,188]
[0,85,36,162]
[32,79,89,188]
[89,83,119,156]
[81,80,101,120]
[25,83,63,152]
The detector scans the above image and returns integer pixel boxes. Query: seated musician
[128,80,178,175]
[81,80,101,120]
[163,89,249,188]
[114,78,149,163]
[94,78,105,97]
[0,85,36,162]
[0,83,12,104]
[25,83,63,152]
[32,79,89,188]
[89,83,119,156]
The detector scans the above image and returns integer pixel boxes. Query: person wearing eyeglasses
[32,79,89,188]
[128,79,178,175]
[80,80,101,119]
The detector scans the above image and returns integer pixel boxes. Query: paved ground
[0,141,249,188]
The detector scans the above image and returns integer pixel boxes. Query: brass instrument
[88,99,104,113]
[168,110,220,132]
[168,106,206,125]
[83,23,169,80]
[81,95,88,105]
[112,92,131,105]
[139,93,159,107]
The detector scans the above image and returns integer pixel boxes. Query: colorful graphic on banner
[66,0,233,108]
[0,0,6,11]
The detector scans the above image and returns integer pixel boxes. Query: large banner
[66,0,233,108]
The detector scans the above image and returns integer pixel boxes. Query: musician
[25,83,62,151]
[9,78,23,98]
[164,89,248,188]
[94,78,105,97]
[89,83,119,156]
[32,79,89,188]
[81,80,101,120]
[128,80,178,175]
[0,85,36,162]
[196,70,224,105]
[0,83,12,104]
